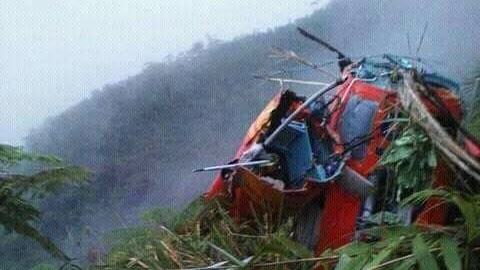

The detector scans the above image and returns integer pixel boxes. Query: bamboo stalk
[399,71,480,182]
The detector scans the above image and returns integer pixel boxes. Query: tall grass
[96,197,315,269]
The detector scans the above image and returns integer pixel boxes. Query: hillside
[20,0,480,265]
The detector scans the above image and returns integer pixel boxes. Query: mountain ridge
[23,0,480,261]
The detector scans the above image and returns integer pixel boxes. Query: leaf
[0,144,63,167]
[395,257,417,270]
[275,235,313,258]
[450,194,478,242]
[337,242,373,256]
[0,144,93,264]
[427,149,437,167]
[337,254,369,270]
[208,242,245,267]
[380,147,415,165]
[363,225,419,241]
[412,234,439,270]
[365,211,402,225]
[335,254,353,270]
[362,236,403,269]
[441,237,461,270]
[141,207,177,226]
[379,124,436,192]
[404,190,480,243]
[3,166,92,198]
[401,189,448,206]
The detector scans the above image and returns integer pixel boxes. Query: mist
[0,0,327,145]
[2,0,480,268]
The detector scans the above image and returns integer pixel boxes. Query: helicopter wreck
[195,27,480,258]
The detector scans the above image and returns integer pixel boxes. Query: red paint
[315,182,361,254]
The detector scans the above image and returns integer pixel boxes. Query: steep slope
[23,0,480,261]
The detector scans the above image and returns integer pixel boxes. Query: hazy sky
[0,0,330,145]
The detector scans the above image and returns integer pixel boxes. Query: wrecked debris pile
[102,28,480,270]
[197,27,480,265]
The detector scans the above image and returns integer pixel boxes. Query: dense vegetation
[0,144,91,269]
[3,0,480,268]
[94,123,480,269]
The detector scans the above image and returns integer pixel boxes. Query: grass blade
[208,242,245,267]
[441,237,461,270]
[413,235,439,270]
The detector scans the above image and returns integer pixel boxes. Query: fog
[3,0,480,268]
[0,0,329,145]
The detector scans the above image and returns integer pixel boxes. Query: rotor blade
[252,75,331,86]
[193,159,273,173]
[415,22,429,57]
[269,46,338,78]
[296,27,346,58]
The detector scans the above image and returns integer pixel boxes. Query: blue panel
[423,73,460,93]
[338,95,379,160]
[269,121,314,186]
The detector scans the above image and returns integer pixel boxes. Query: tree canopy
[0,144,92,262]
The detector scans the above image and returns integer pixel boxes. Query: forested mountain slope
[22,0,480,263]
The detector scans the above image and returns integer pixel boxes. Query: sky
[0,0,330,145]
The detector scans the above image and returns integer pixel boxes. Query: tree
[0,144,92,261]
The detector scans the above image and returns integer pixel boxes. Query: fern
[0,144,62,168]
[0,144,92,262]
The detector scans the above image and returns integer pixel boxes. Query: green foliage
[331,227,464,270]
[141,207,177,226]
[403,189,480,243]
[365,211,402,226]
[140,197,213,231]
[2,166,92,199]
[97,121,480,269]
[0,144,62,168]
[441,237,462,270]
[413,234,440,270]
[380,124,437,199]
[168,196,211,231]
[332,236,405,270]
[96,127,480,269]
[101,197,314,269]
[0,144,92,262]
